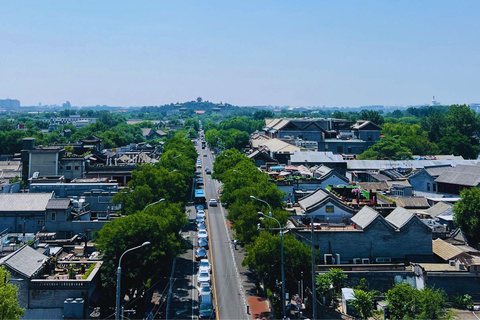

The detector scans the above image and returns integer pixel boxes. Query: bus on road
[195,189,206,204]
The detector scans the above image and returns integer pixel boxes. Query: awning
[270,166,285,171]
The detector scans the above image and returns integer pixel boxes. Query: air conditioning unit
[353,258,361,264]
[449,260,456,266]
[362,258,370,264]
[375,257,391,263]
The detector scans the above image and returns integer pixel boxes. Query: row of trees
[95,133,197,310]
[358,105,480,159]
[212,149,311,316]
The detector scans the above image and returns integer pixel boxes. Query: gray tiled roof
[299,188,329,211]
[424,165,452,177]
[0,245,48,278]
[0,193,53,212]
[298,188,357,214]
[425,202,453,218]
[351,206,379,229]
[347,159,480,171]
[291,151,345,164]
[385,207,414,229]
[435,171,480,187]
[46,198,71,210]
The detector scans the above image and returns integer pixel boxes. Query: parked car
[197,222,207,231]
[199,259,211,274]
[196,210,206,219]
[198,230,208,241]
[198,237,209,249]
[195,247,207,261]
[205,167,212,174]
[197,271,211,286]
[196,205,204,211]
[199,293,215,319]
[203,153,207,157]
[195,216,205,225]
[198,283,211,295]
[197,178,204,185]
[209,199,218,207]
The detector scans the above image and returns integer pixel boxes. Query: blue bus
[195,189,206,204]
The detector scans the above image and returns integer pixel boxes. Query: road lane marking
[206,206,219,320]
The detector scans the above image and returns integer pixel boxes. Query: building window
[427,183,430,191]
[66,166,72,170]
[337,145,343,153]
[433,184,437,192]
[51,212,56,221]
[37,220,44,226]
[326,205,334,213]
[347,146,352,153]
[325,144,329,151]
[74,166,80,170]
[368,135,373,141]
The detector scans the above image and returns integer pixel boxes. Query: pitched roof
[141,128,151,136]
[424,202,453,218]
[46,198,71,210]
[424,165,453,177]
[357,182,389,192]
[351,120,382,130]
[0,193,53,212]
[351,206,380,229]
[435,171,480,186]
[0,245,48,278]
[385,207,415,229]
[392,196,430,209]
[290,151,345,164]
[251,138,301,153]
[298,188,357,214]
[433,238,465,261]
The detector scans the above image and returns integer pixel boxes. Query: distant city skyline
[1,1,479,107]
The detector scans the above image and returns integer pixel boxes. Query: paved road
[168,203,198,319]
[202,148,249,320]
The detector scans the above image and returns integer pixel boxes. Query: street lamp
[143,198,165,214]
[258,211,286,318]
[250,196,272,216]
[116,241,151,320]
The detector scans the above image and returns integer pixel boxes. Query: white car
[197,271,211,286]
[198,282,211,295]
[197,210,206,219]
[199,259,211,274]
[198,230,208,241]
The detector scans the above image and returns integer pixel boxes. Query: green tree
[453,187,480,243]
[96,206,186,299]
[357,136,412,160]
[315,269,347,306]
[385,282,417,319]
[415,286,448,320]
[0,266,25,320]
[243,232,311,292]
[351,289,375,319]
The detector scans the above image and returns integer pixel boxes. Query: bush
[452,294,474,310]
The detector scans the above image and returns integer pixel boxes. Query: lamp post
[116,242,151,320]
[250,195,272,216]
[258,211,286,318]
[143,198,165,214]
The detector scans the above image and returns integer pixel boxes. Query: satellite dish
[32,172,40,179]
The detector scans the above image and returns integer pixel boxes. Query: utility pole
[311,218,317,319]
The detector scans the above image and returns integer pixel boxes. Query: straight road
[167,203,198,319]
[202,147,249,320]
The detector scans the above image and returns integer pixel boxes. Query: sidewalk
[228,220,272,320]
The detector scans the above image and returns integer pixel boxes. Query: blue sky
[1,1,479,107]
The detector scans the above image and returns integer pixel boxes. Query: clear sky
[1,1,479,107]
